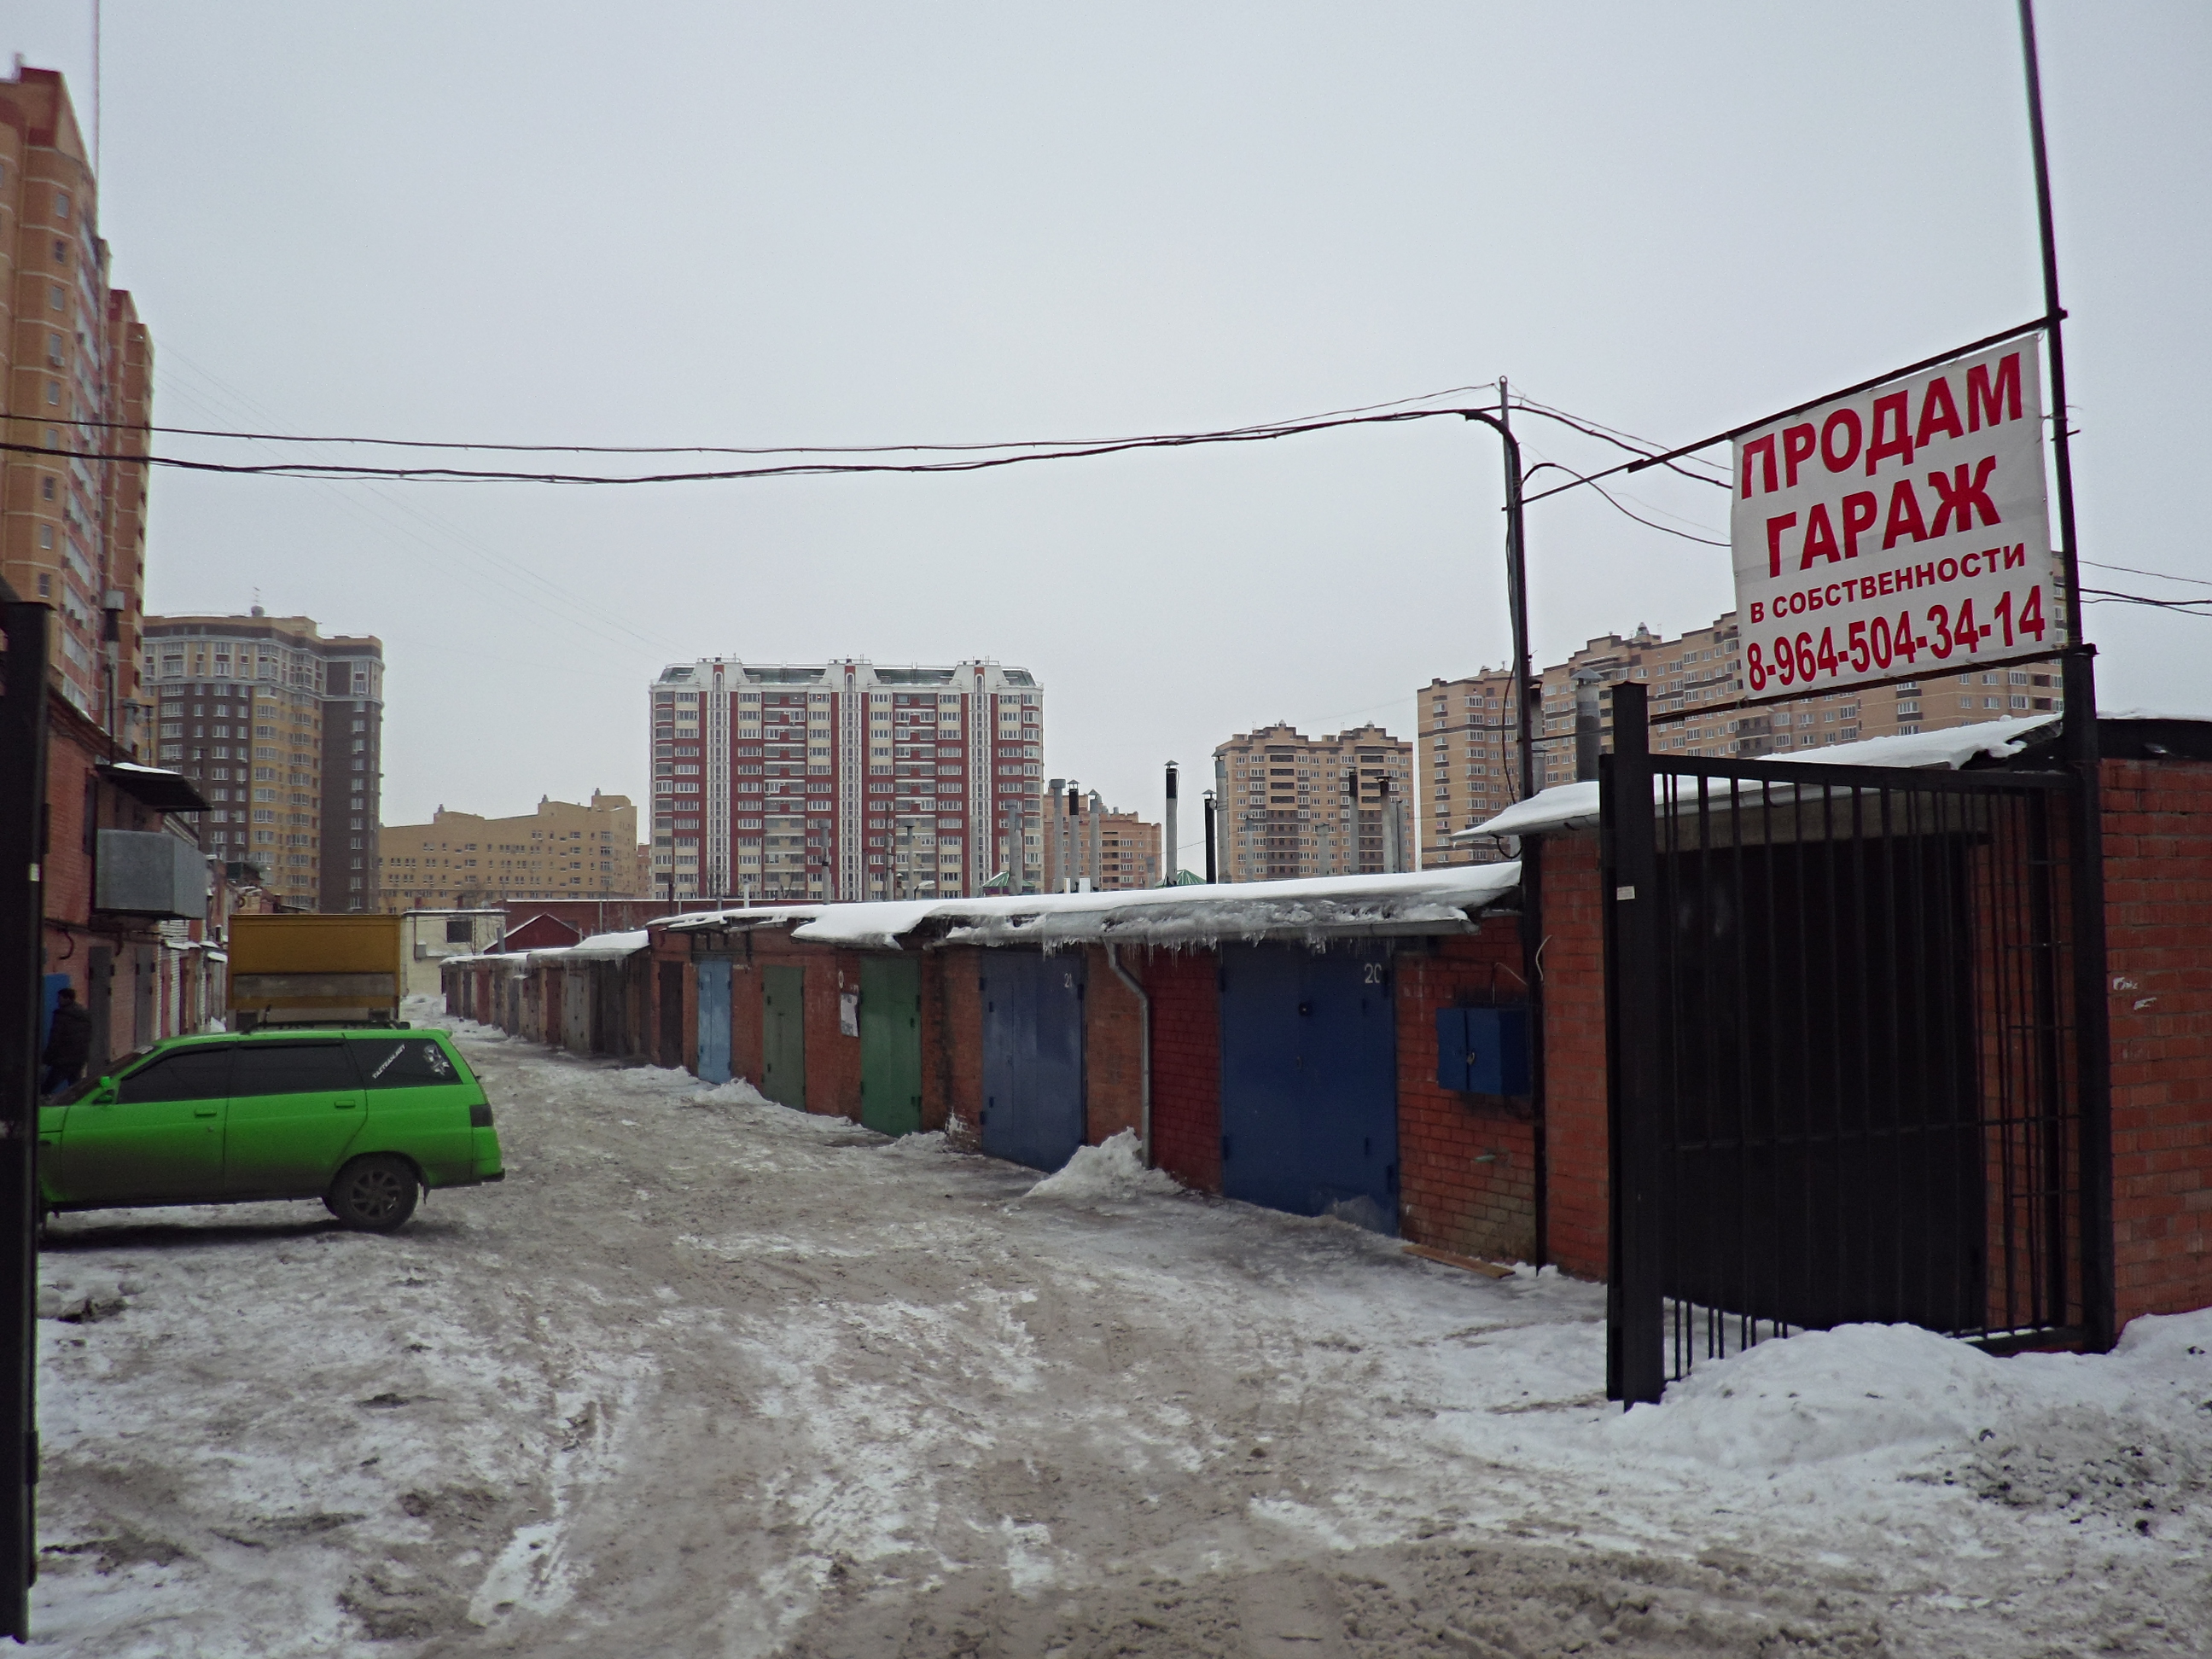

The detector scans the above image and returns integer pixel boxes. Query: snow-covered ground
[28,999,2212,1656]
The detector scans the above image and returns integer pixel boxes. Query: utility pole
[2017,0,2113,1350]
[1460,385,1547,1267]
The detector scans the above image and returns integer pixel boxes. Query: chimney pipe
[1202,790,1217,884]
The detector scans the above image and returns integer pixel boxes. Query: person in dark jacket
[41,988,93,1097]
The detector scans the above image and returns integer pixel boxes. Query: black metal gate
[1603,681,2110,1404]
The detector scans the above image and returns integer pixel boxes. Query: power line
[2081,558,2212,591]
[148,347,686,662]
[1519,461,1729,547]
[0,406,1521,486]
[2081,587,2212,617]
[52,382,1506,457]
[1506,402,1731,490]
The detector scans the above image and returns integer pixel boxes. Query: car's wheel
[325,1155,420,1232]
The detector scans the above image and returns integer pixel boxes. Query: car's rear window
[231,1042,360,1097]
[351,1036,463,1088]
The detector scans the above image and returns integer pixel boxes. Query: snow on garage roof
[1457,713,2066,841]
[527,928,649,963]
[781,864,1523,952]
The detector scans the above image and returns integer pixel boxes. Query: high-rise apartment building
[1212,723,1412,883]
[1039,784,1161,892]
[2,64,154,746]
[649,658,1044,903]
[139,610,385,909]
[1422,602,2064,866]
[377,793,639,911]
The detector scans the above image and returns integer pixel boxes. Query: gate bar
[0,600,53,1642]
[1603,680,1666,1406]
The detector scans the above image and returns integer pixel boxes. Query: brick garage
[1393,928,1541,1265]
[1516,719,2212,1328]
[647,917,968,1136]
[2099,739,2212,1320]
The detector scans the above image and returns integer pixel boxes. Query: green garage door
[859,957,922,1136]
[762,965,806,1110]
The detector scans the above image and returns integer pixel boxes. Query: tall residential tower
[650,658,1044,902]
[139,610,384,910]
[2,64,154,748]
[1211,723,1412,883]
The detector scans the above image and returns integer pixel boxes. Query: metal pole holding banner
[0,600,53,1641]
[1602,678,1664,1407]
[2017,0,2115,1349]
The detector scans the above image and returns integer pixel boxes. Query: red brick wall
[731,955,765,1089]
[40,727,96,934]
[678,962,696,1074]
[39,696,172,1063]
[1138,948,1220,1192]
[2104,755,2212,1322]
[1394,928,1540,1263]
[1086,946,1144,1146]
[940,946,985,1150]
[1540,834,1611,1282]
[748,937,864,1121]
[918,951,955,1134]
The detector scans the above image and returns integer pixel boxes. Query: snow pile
[878,1129,951,1159]
[1023,1130,1181,1203]
[37,1266,137,1324]
[695,1077,780,1111]
[603,1063,714,1096]
[1610,1322,2017,1470]
[1605,1310,2212,1522]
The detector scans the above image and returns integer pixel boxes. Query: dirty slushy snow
[28,1000,2212,1656]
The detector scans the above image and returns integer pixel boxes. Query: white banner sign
[1731,337,2052,701]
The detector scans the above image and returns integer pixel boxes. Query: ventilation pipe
[1061,781,1079,892]
[1086,789,1103,893]
[1162,761,1179,887]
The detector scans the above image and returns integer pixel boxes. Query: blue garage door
[695,957,732,1085]
[980,953,1086,1172]
[1219,945,1399,1231]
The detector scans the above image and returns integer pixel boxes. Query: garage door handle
[193,1106,218,1118]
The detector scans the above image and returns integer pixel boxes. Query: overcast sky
[15,2,2210,860]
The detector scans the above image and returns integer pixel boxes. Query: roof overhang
[97,761,208,813]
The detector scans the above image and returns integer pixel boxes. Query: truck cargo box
[229,913,405,1030]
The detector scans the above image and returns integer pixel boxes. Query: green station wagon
[38,1027,504,1231]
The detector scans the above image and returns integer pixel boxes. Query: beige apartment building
[139,609,386,910]
[2,65,154,744]
[378,793,642,911]
[1038,783,1161,891]
[1423,602,2064,866]
[1212,723,1412,883]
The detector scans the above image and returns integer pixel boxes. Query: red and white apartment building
[649,659,1045,903]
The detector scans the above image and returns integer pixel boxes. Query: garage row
[440,866,1545,1266]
